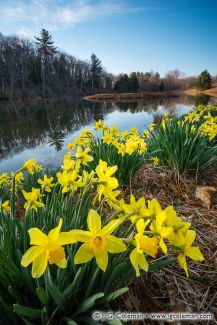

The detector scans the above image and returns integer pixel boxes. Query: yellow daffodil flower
[72,209,126,271]
[57,170,81,193]
[149,123,156,131]
[102,133,113,145]
[0,173,10,186]
[125,141,138,155]
[117,143,127,156]
[22,159,42,175]
[22,188,45,214]
[1,200,11,214]
[38,175,55,193]
[76,146,93,165]
[96,160,119,201]
[165,206,191,246]
[130,219,158,276]
[152,156,160,167]
[94,119,105,131]
[124,195,152,224]
[176,230,204,277]
[150,211,173,254]
[21,218,75,278]
[143,130,150,138]
[67,141,76,151]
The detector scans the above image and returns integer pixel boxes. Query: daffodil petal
[67,230,92,243]
[95,250,108,272]
[74,243,94,264]
[31,251,48,278]
[21,246,44,267]
[185,230,196,248]
[55,231,82,245]
[138,253,149,272]
[56,257,67,268]
[106,235,126,253]
[87,209,101,235]
[101,219,122,236]
[186,247,204,261]
[178,253,188,277]
[48,218,63,241]
[159,237,167,254]
[28,228,48,246]
[130,248,140,277]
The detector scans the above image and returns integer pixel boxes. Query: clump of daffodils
[0,123,205,281]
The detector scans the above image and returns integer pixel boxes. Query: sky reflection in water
[0,96,198,173]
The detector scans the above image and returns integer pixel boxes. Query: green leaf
[149,257,176,272]
[36,287,48,305]
[103,287,129,303]
[73,293,104,316]
[13,304,42,319]
[45,269,65,311]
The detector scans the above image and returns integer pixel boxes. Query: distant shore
[180,84,217,98]
[84,91,179,101]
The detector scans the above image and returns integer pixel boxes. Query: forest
[0,29,216,99]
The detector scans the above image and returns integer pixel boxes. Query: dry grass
[118,164,217,324]
[182,84,217,100]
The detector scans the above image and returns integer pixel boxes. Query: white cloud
[0,0,146,36]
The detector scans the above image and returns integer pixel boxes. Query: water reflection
[0,95,210,172]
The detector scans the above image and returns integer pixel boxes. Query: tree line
[0,29,216,99]
[0,29,113,99]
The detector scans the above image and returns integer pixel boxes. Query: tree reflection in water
[0,95,208,172]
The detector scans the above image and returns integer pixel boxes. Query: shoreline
[84,91,179,101]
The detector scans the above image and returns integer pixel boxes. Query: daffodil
[143,130,150,138]
[67,141,76,151]
[117,143,127,156]
[152,156,160,166]
[1,200,11,214]
[22,159,42,175]
[176,230,204,277]
[124,195,152,224]
[72,209,126,271]
[102,133,113,145]
[94,119,105,131]
[22,188,45,214]
[21,218,75,278]
[0,173,10,186]
[96,160,119,200]
[149,123,156,131]
[150,211,173,254]
[165,206,191,246]
[57,170,81,193]
[125,141,138,155]
[108,198,127,219]
[76,146,93,165]
[38,175,55,193]
[61,158,80,173]
[130,219,158,276]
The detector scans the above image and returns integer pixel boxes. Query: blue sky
[0,0,216,77]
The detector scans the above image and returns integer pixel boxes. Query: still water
[0,95,211,173]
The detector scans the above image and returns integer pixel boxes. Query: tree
[34,29,56,95]
[196,70,212,90]
[89,53,102,93]
[129,72,139,92]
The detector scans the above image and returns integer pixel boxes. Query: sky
[0,0,216,77]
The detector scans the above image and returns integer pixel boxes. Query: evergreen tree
[196,70,212,90]
[90,53,102,93]
[129,72,139,92]
[34,29,56,95]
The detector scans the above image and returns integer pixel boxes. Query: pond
[0,95,214,173]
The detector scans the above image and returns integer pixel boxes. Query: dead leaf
[195,186,216,209]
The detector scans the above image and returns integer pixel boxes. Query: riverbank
[181,84,217,99]
[84,91,179,101]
